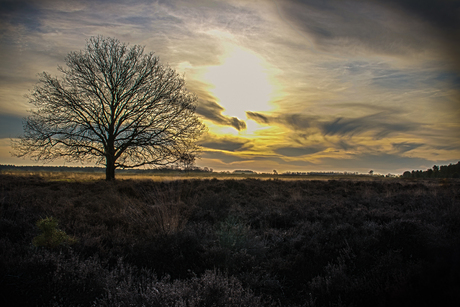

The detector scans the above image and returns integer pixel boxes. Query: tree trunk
[106,129,116,181]
[105,161,115,181]
[105,149,115,181]
[106,155,116,181]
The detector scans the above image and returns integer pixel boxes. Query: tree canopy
[401,162,460,178]
[13,36,206,180]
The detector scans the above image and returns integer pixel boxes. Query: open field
[0,169,387,182]
[1,174,460,306]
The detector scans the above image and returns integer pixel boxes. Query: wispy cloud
[196,100,246,131]
[276,0,432,56]
[248,110,420,140]
[392,142,424,153]
[321,113,420,139]
[247,111,317,131]
[274,146,324,157]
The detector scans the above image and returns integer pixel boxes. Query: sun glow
[204,46,274,121]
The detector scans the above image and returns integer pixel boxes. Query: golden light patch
[204,46,274,120]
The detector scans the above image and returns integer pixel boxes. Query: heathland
[1,173,459,306]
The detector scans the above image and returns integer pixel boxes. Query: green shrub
[217,216,250,251]
[32,217,78,248]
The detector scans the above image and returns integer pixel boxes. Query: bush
[32,217,78,249]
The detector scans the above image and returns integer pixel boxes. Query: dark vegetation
[1,174,460,306]
[402,161,460,178]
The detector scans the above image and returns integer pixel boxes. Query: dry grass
[1,169,392,182]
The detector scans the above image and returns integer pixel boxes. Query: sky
[0,0,459,174]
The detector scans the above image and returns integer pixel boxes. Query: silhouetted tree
[432,165,439,178]
[13,36,206,180]
[426,169,433,178]
[402,162,460,178]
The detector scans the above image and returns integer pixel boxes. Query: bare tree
[13,36,206,180]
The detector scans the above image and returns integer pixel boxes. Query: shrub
[217,215,250,251]
[32,217,78,249]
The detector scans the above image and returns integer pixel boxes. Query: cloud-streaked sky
[1,0,459,174]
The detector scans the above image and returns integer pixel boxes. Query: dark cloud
[278,0,460,98]
[282,114,314,130]
[336,140,353,151]
[434,72,460,88]
[392,142,424,153]
[228,117,246,131]
[201,140,248,152]
[277,0,432,56]
[430,144,460,151]
[377,0,460,92]
[246,111,269,124]
[247,111,316,130]
[274,146,324,157]
[0,114,23,138]
[196,100,246,131]
[249,110,419,140]
[321,113,419,139]
[201,151,246,163]
[377,0,460,30]
[0,0,42,31]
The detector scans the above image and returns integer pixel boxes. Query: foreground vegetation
[1,175,459,306]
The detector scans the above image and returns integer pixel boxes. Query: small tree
[13,36,206,180]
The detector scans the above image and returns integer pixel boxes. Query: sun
[204,46,274,121]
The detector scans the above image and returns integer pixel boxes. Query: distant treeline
[0,164,213,174]
[402,161,460,178]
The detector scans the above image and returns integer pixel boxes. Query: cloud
[247,111,316,130]
[277,0,432,56]
[335,140,353,151]
[278,0,460,85]
[371,72,416,90]
[249,110,419,140]
[274,146,324,157]
[378,0,460,82]
[196,100,246,131]
[201,150,246,163]
[392,142,424,153]
[321,113,419,139]
[201,139,249,152]
[0,0,459,173]
[430,144,460,151]
[377,0,460,30]
[0,0,43,31]
[246,111,270,124]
